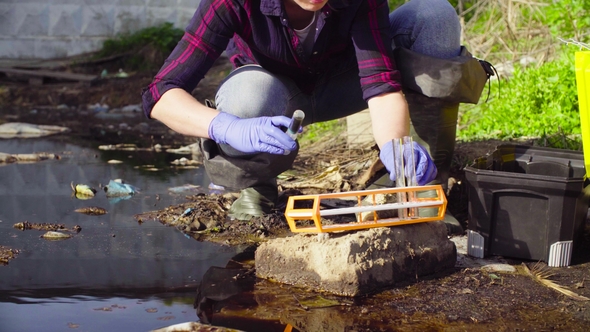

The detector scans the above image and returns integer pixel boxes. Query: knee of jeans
[215,67,290,118]
[415,0,457,21]
[391,0,460,57]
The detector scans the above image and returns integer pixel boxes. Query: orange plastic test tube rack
[284,185,447,233]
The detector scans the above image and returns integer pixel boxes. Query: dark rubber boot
[227,180,278,220]
[406,90,463,235]
[200,138,298,221]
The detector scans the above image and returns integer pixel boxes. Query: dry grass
[459,0,556,67]
[522,262,590,301]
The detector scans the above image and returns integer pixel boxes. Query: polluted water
[0,138,242,331]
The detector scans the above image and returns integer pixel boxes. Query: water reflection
[1,138,398,332]
[0,138,240,331]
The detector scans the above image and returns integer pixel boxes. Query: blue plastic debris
[104,179,138,197]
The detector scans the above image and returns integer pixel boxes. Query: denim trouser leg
[215,65,294,119]
[215,62,367,129]
[390,0,461,58]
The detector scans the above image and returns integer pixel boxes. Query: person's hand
[208,112,297,154]
[379,140,437,186]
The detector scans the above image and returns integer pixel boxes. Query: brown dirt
[0,245,19,265]
[2,54,590,330]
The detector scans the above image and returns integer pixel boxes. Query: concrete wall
[0,0,201,59]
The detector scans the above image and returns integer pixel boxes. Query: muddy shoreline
[2,56,590,330]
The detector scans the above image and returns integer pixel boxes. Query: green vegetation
[95,22,183,71]
[383,1,589,150]
[458,52,581,147]
[456,0,589,149]
[299,119,346,147]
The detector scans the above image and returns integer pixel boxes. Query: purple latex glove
[208,112,297,154]
[379,140,437,186]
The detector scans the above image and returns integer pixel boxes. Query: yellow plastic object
[576,51,590,179]
[284,185,447,233]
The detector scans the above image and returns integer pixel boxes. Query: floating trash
[208,182,225,194]
[74,207,107,216]
[166,143,200,155]
[171,157,200,166]
[98,143,138,151]
[107,159,124,164]
[134,165,161,172]
[88,103,109,113]
[98,143,169,152]
[40,231,72,240]
[70,182,97,199]
[0,122,70,138]
[168,184,201,195]
[104,179,138,197]
[0,151,60,163]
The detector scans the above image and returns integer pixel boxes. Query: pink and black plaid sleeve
[141,0,401,118]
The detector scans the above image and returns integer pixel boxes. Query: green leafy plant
[95,22,184,71]
[542,0,590,43]
[458,51,581,149]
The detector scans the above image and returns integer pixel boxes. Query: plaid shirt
[142,0,401,118]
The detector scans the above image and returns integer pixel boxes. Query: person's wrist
[208,112,239,144]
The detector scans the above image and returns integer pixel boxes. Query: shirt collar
[259,0,353,16]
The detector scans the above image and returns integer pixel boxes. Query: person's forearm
[150,88,219,138]
[368,91,410,148]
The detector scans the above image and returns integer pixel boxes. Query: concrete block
[255,221,456,296]
[147,0,171,7]
[49,5,83,36]
[115,6,147,34]
[34,38,103,58]
[18,4,50,36]
[0,4,18,36]
[119,0,148,5]
[82,5,115,36]
[179,0,202,7]
[0,0,205,59]
[146,7,178,27]
[346,109,373,148]
[177,8,198,28]
[0,39,36,58]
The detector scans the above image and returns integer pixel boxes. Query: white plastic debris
[0,122,70,139]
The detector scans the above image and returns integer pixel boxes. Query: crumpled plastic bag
[104,179,138,197]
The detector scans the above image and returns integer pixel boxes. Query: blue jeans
[214,0,460,155]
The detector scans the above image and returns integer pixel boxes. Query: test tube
[286,110,305,139]
[283,110,305,155]
[392,138,407,219]
[392,136,418,219]
[403,136,417,217]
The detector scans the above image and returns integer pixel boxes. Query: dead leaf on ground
[522,263,589,301]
